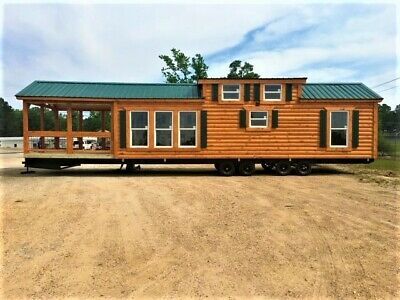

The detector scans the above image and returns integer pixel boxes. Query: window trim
[154,111,173,148]
[178,111,197,148]
[263,84,282,101]
[329,111,349,148]
[130,111,149,148]
[249,111,268,128]
[221,84,241,101]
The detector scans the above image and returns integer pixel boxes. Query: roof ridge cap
[34,80,198,86]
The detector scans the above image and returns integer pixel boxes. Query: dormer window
[264,84,282,101]
[222,84,240,101]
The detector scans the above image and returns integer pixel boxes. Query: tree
[159,48,208,83]
[0,98,23,136]
[191,54,208,82]
[227,60,260,79]
[379,104,397,132]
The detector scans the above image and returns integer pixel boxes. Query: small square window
[222,84,240,101]
[250,111,268,128]
[264,84,282,101]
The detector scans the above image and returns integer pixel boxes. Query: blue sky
[2,1,399,108]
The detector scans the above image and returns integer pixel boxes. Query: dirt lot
[1,151,399,299]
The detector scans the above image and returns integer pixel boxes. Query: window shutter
[286,84,292,101]
[352,110,359,148]
[319,110,327,148]
[119,110,126,148]
[201,110,207,148]
[272,110,279,128]
[211,84,218,101]
[244,84,251,102]
[198,84,203,98]
[239,109,247,128]
[254,83,260,105]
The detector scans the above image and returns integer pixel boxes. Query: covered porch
[22,99,117,158]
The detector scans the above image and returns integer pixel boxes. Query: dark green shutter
[286,84,292,101]
[254,84,260,105]
[201,110,207,148]
[319,110,327,148]
[198,84,203,98]
[352,110,359,148]
[239,109,247,128]
[119,110,126,148]
[244,84,251,102]
[211,84,218,101]
[272,110,279,128]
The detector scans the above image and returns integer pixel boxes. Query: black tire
[238,161,256,176]
[276,161,292,176]
[218,161,236,176]
[261,161,272,171]
[214,163,220,170]
[126,163,135,172]
[296,161,312,176]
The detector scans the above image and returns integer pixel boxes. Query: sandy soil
[1,151,399,299]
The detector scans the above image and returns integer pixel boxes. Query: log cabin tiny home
[16,78,382,175]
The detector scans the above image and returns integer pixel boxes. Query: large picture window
[131,111,148,147]
[249,111,268,128]
[330,111,348,147]
[222,84,240,101]
[155,111,172,147]
[264,84,282,101]
[179,111,197,147]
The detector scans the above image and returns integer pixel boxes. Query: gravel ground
[1,152,399,299]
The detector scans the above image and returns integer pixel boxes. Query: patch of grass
[364,159,400,172]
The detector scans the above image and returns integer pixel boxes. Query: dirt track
[1,152,399,299]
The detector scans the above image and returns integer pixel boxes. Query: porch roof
[16,80,202,99]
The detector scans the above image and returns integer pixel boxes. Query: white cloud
[2,2,398,108]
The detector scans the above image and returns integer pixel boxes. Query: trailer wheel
[296,161,312,176]
[261,161,273,171]
[238,161,255,176]
[218,161,236,176]
[214,163,220,170]
[126,163,140,172]
[126,163,134,172]
[276,161,292,176]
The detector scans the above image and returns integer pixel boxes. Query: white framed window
[330,111,348,147]
[154,111,173,148]
[130,111,149,148]
[264,84,282,101]
[222,84,240,101]
[249,111,268,128]
[179,111,197,148]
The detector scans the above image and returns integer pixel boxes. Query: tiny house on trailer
[16,78,382,176]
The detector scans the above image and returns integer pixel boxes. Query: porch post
[112,102,118,156]
[101,110,106,148]
[40,106,45,149]
[78,110,83,150]
[54,109,60,149]
[67,107,73,154]
[23,101,30,153]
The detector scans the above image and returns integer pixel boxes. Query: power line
[377,85,398,93]
[372,77,400,88]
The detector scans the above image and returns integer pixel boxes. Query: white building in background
[0,137,23,149]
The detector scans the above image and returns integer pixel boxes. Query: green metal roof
[16,80,202,99]
[301,83,382,100]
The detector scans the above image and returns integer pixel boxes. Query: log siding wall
[113,81,377,159]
